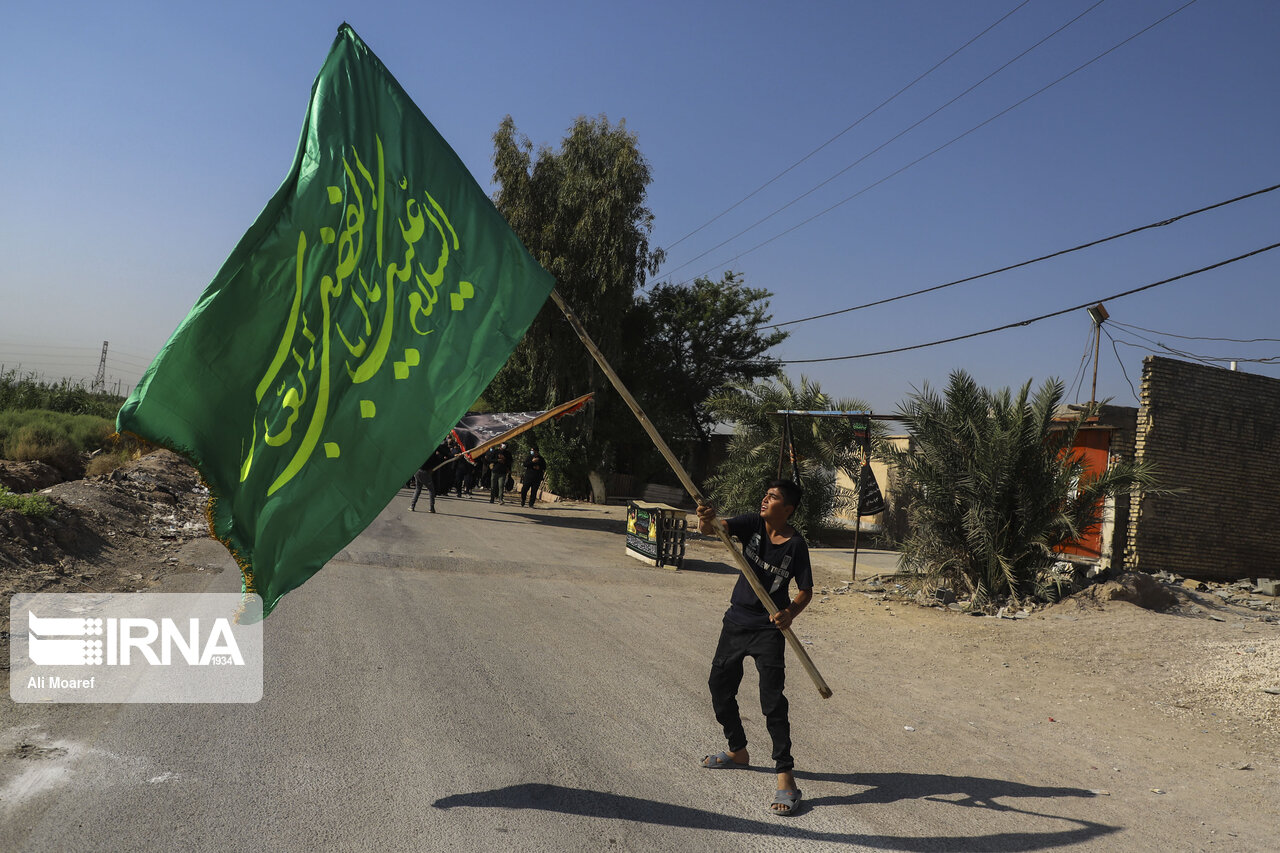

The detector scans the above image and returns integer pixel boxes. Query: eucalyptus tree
[487,114,662,498]
[889,370,1158,608]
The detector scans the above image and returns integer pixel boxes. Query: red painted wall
[1057,429,1111,559]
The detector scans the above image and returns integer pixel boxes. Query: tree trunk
[588,470,607,505]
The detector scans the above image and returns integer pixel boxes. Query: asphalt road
[3,491,1129,852]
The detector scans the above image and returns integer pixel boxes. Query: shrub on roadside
[85,451,130,477]
[0,410,115,475]
[84,432,158,477]
[0,484,54,518]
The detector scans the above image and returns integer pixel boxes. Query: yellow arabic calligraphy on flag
[243,138,477,496]
[118,25,555,614]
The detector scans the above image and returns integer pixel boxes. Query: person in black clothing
[486,443,513,504]
[410,441,451,513]
[520,448,547,507]
[451,446,471,498]
[460,455,478,496]
[695,479,813,817]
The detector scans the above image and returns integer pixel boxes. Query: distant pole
[1087,304,1108,404]
[851,511,861,581]
[1090,326,1100,404]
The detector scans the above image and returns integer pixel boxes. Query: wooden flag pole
[850,498,862,582]
[549,289,833,699]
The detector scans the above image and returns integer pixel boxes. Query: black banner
[857,462,886,516]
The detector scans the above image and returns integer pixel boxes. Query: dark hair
[767,479,803,509]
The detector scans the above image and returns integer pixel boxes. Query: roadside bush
[0,410,115,475]
[85,450,130,477]
[0,485,54,518]
[84,432,158,477]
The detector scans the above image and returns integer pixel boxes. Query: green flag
[117,24,554,615]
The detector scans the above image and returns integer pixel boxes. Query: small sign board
[626,502,660,565]
[625,500,688,569]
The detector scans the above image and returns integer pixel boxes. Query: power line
[0,346,155,370]
[663,0,1108,278]
[0,349,151,369]
[1108,319,1280,344]
[0,342,102,352]
[1107,326,1280,366]
[1105,325,1214,363]
[772,240,1280,364]
[1106,332,1219,367]
[1101,327,1140,401]
[765,181,1280,329]
[0,339,159,361]
[675,0,1203,287]
[0,355,101,367]
[105,353,155,368]
[1068,326,1096,403]
[658,0,1034,256]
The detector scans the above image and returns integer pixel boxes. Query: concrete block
[1254,578,1279,597]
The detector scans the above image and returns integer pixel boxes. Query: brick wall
[1124,356,1280,581]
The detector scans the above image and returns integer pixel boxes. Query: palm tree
[706,375,873,535]
[890,370,1157,608]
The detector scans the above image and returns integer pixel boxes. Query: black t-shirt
[723,513,813,629]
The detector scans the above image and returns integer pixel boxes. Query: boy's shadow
[433,770,1119,851]
[798,769,1101,816]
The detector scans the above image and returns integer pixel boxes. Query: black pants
[410,470,435,511]
[708,619,793,772]
[520,478,542,506]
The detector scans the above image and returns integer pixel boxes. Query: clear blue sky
[3,0,1277,415]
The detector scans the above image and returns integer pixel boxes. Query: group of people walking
[409,438,547,513]
[481,442,547,506]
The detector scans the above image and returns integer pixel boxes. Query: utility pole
[1087,304,1108,404]
[92,341,109,393]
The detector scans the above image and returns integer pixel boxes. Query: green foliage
[0,409,115,473]
[487,114,662,498]
[706,375,873,536]
[624,272,788,482]
[527,423,590,499]
[889,370,1158,608]
[0,369,124,418]
[0,484,55,518]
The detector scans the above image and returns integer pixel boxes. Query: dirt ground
[678,533,1280,753]
[3,452,1279,847]
[0,451,212,674]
